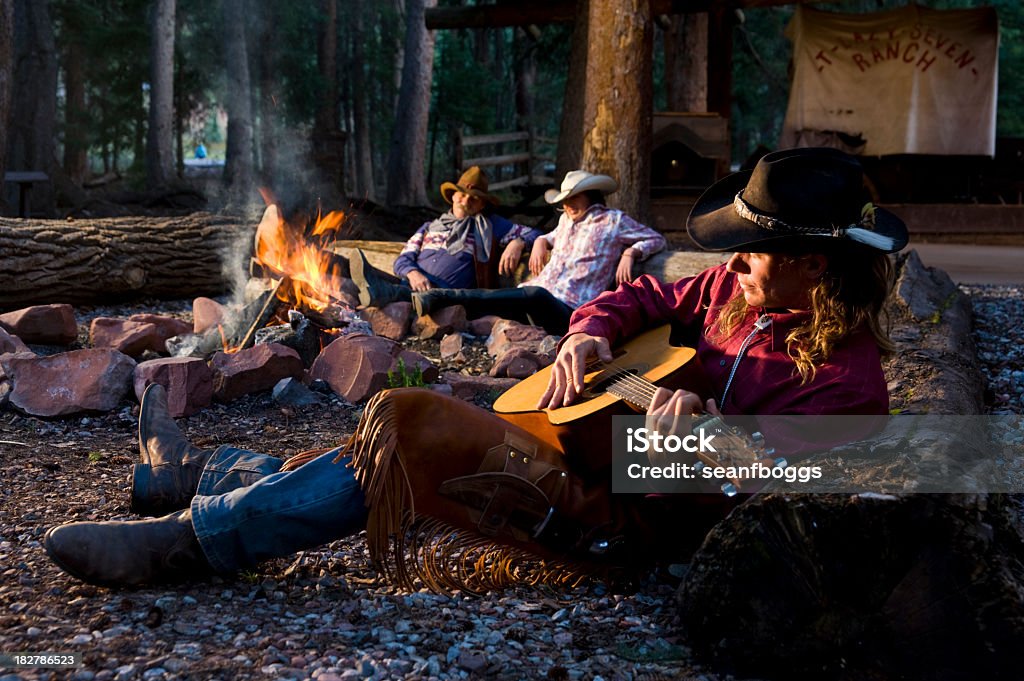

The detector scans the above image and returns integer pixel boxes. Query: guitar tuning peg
[751,431,765,444]
[773,457,788,469]
[694,461,705,472]
[721,482,738,497]
[763,447,776,458]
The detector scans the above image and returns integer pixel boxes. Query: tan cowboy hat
[440,166,500,205]
[544,170,618,204]
[687,147,908,253]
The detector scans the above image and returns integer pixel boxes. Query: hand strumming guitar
[536,333,614,409]
[538,333,721,425]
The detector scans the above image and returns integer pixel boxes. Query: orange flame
[253,201,350,313]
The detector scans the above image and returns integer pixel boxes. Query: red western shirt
[566,264,889,457]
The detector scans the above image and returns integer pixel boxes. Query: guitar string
[586,360,659,406]
[598,363,659,402]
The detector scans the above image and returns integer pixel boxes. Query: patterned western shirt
[524,204,667,309]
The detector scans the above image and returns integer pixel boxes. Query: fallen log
[330,239,728,283]
[0,213,254,310]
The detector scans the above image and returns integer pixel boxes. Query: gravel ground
[0,300,718,681]
[2,286,1022,681]
[962,284,1024,415]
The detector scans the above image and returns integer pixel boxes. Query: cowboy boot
[130,384,213,517]
[350,249,411,307]
[44,509,211,587]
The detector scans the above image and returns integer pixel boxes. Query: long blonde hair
[713,250,895,383]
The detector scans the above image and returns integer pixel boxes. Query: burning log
[236,278,287,351]
[0,213,253,310]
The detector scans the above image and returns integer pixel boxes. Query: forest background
[1,0,1023,219]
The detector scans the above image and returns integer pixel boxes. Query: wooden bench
[4,171,50,218]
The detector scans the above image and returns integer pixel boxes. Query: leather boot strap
[438,432,567,541]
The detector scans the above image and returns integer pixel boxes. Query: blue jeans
[189,446,368,573]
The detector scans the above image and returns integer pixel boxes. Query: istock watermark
[610,414,1024,494]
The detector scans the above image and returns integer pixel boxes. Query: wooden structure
[454,129,553,192]
[3,171,50,218]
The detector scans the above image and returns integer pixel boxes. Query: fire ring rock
[1,348,137,416]
[210,343,304,402]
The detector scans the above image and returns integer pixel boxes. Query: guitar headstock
[689,415,788,496]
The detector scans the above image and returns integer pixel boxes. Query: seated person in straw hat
[43,148,907,591]
[349,166,542,307]
[410,169,667,334]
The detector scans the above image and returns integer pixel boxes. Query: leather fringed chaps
[337,387,613,594]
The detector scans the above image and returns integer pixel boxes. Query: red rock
[439,333,464,360]
[367,302,413,340]
[490,347,542,379]
[396,349,440,384]
[0,304,78,345]
[414,305,467,340]
[440,372,519,402]
[468,315,501,337]
[89,317,159,357]
[310,335,396,402]
[134,357,214,417]
[0,328,30,355]
[128,314,192,351]
[485,319,548,357]
[1,348,136,416]
[310,334,439,402]
[210,343,304,402]
[193,297,227,334]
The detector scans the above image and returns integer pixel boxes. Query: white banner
[780,5,998,156]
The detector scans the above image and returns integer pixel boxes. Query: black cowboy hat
[687,147,908,254]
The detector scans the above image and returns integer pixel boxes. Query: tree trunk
[0,214,253,309]
[62,36,87,185]
[7,0,58,216]
[581,0,652,223]
[0,0,14,213]
[315,0,339,135]
[313,0,343,194]
[257,5,281,186]
[555,3,589,180]
[146,0,177,189]
[664,12,707,112]
[385,0,436,206]
[351,0,376,201]
[222,0,255,208]
[514,28,536,131]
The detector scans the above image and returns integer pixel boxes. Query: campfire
[169,199,368,363]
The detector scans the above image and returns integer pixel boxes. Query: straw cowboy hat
[440,166,500,205]
[544,170,618,204]
[687,147,908,253]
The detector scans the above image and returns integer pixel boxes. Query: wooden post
[580,0,653,223]
[707,5,734,171]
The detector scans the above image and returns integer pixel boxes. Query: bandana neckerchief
[426,211,494,263]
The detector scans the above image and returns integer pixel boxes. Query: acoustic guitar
[493,324,784,493]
